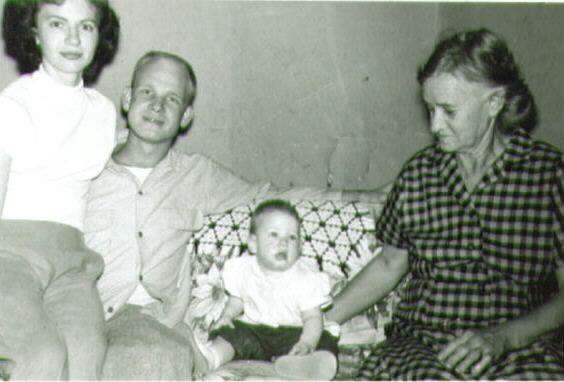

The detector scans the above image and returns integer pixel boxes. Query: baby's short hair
[250,199,301,234]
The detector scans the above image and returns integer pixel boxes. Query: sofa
[185,195,406,379]
[102,193,405,380]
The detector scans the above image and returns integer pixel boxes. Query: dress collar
[430,128,533,170]
[107,146,176,174]
[34,65,85,92]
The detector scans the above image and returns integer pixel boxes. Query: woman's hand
[438,329,508,379]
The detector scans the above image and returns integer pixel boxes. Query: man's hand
[288,341,315,356]
[438,329,508,379]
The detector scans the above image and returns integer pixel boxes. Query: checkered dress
[368,129,564,380]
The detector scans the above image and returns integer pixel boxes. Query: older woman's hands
[438,328,509,379]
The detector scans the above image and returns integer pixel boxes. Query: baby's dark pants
[211,319,338,361]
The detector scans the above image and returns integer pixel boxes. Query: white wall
[5,2,563,191]
[1,0,439,189]
[439,2,564,153]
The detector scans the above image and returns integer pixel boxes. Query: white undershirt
[124,165,153,184]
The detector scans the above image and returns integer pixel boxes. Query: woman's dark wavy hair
[2,0,120,85]
[417,28,537,133]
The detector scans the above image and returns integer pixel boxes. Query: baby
[194,199,339,380]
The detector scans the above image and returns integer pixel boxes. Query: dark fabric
[362,331,564,380]
[211,320,338,361]
[370,129,564,379]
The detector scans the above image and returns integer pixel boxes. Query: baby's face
[250,210,300,272]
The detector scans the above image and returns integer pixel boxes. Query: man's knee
[64,319,107,379]
[88,324,108,372]
[37,335,69,378]
[10,330,68,380]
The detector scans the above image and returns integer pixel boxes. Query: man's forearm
[341,184,391,204]
[264,182,391,205]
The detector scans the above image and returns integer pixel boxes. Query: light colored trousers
[103,305,196,380]
[0,220,107,380]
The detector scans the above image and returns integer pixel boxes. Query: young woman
[0,0,119,379]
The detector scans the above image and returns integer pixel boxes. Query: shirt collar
[106,146,177,174]
[502,128,535,169]
[430,128,534,197]
[35,64,84,91]
[431,128,534,170]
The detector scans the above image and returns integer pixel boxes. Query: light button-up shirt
[85,149,338,319]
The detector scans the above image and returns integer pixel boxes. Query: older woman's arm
[325,244,409,325]
[439,264,564,378]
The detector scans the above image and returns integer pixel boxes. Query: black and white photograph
[0,1,562,380]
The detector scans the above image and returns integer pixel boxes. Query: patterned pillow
[191,200,375,276]
[186,199,400,345]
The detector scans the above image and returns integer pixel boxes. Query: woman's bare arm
[326,244,409,325]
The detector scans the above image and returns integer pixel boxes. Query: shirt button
[139,274,143,281]
[138,231,143,238]
[138,190,143,196]
[107,306,113,313]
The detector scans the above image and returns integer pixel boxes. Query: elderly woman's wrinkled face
[422,72,500,154]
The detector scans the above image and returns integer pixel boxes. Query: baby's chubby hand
[288,341,315,356]
[210,316,234,331]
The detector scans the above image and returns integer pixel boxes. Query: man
[85,51,384,379]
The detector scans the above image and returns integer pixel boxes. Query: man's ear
[488,88,506,117]
[121,87,133,114]
[248,234,257,254]
[179,106,194,130]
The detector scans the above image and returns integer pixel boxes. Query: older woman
[327,28,564,380]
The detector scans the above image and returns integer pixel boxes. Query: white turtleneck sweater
[0,66,116,231]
